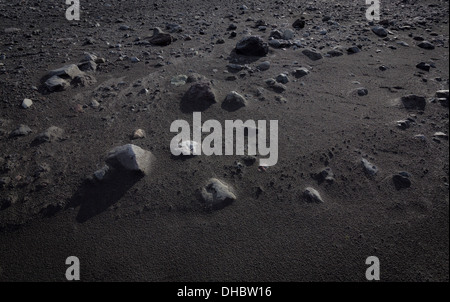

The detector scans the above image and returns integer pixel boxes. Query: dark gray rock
[302,49,323,61]
[292,67,309,78]
[418,41,435,50]
[235,36,269,56]
[347,46,361,54]
[148,28,173,46]
[222,91,247,111]
[327,50,344,57]
[166,23,183,33]
[357,88,369,96]
[276,73,289,84]
[257,61,271,71]
[393,173,411,190]
[292,19,306,29]
[266,79,286,93]
[372,26,388,37]
[436,90,449,107]
[436,90,449,99]
[283,29,295,40]
[270,30,283,39]
[397,119,412,130]
[416,62,431,71]
[268,39,291,48]
[400,95,426,110]
[181,82,217,112]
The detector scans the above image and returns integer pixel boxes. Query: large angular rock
[182,82,217,111]
[235,36,269,56]
[400,95,426,110]
[47,64,83,80]
[106,144,156,175]
[148,27,173,46]
[201,178,236,209]
[222,91,247,111]
[292,19,306,29]
[45,76,69,92]
[302,49,323,61]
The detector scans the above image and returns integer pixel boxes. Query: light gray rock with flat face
[10,125,32,137]
[303,187,323,203]
[106,144,155,175]
[22,98,33,109]
[292,67,309,78]
[362,158,378,176]
[47,64,83,79]
[35,126,64,143]
[45,76,69,92]
[202,178,236,209]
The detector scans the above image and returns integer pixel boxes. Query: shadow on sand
[67,169,143,223]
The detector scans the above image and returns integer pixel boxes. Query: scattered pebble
[21,98,33,109]
[362,158,378,176]
[132,129,146,140]
[201,178,236,210]
[303,187,324,203]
